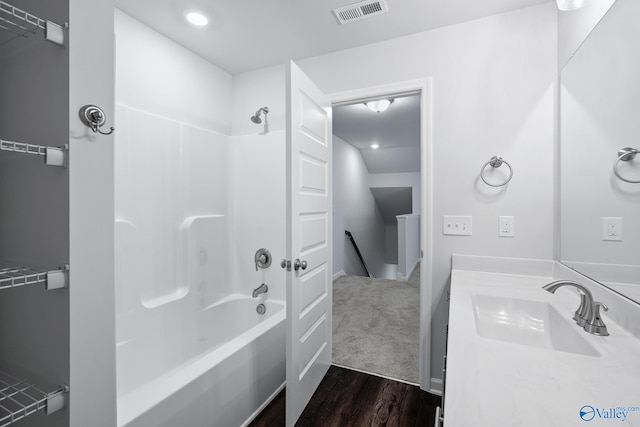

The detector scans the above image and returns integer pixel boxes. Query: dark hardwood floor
[249,365,441,427]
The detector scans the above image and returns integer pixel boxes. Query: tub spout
[252,283,268,298]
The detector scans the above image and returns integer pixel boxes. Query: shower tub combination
[114,100,287,426]
[116,295,285,427]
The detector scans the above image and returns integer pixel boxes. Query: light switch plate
[499,216,514,237]
[443,215,472,236]
[602,217,622,241]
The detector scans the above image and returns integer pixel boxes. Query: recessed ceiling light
[371,143,380,149]
[556,0,585,11]
[185,11,209,27]
[365,98,394,113]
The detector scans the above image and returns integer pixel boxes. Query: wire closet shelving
[0,1,65,46]
[0,139,67,167]
[0,371,68,427]
[0,0,68,168]
[0,265,68,291]
[0,2,70,424]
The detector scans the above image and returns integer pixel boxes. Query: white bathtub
[116,295,286,427]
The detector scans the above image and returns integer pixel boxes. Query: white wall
[385,224,398,264]
[361,146,421,174]
[298,3,557,387]
[558,0,616,67]
[231,65,286,137]
[69,0,116,425]
[560,0,640,274]
[397,214,420,281]
[333,136,387,277]
[115,12,232,135]
[230,65,287,302]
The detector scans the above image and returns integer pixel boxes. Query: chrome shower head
[251,107,269,124]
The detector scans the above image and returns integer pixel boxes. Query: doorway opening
[331,90,422,384]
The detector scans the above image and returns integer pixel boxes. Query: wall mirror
[560,0,640,304]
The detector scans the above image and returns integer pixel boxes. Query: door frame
[328,78,434,392]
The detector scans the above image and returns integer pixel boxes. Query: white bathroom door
[285,60,333,427]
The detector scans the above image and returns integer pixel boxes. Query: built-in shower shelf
[0,371,68,426]
[0,265,68,291]
[0,1,65,46]
[0,139,67,167]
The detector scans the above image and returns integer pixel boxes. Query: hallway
[332,266,420,383]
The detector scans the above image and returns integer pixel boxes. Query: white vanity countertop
[445,269,640,427]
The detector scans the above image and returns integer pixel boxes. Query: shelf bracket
[44,20,64,46]
[46,265,69,290]
[45,385,69,415]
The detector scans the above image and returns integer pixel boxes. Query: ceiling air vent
[333,0,389,25]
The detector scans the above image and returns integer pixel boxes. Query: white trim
[430,377,443,396]
[328,77,434,393]
[332,270,346,281]
[396,259,419,282]
[409,258,420,279]
[332,363,419,387]
[241,381,286,427]
[554,72,561,262]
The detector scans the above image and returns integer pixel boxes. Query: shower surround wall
[230,64,287,303]
[114,10,285,426]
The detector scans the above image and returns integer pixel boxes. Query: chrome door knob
[294,259,308,271]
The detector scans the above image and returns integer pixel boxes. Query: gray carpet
[332,266,420,384]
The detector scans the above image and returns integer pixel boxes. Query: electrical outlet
[443,215,472,236]
[602,217,622,241]
[499,216,514,237]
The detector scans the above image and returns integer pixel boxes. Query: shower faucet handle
[254,248,272,271]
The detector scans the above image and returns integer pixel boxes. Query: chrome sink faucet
[252,283,268,298]
[543,280,609,336]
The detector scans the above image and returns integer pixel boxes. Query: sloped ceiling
[333,93,420,174]
[370,187,413,223]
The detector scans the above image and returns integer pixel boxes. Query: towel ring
[613,147,640,184]
[480,156,513,187]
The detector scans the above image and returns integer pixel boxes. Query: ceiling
[114,0,553,74]
[333,94,421,174]
[370,187,413,223]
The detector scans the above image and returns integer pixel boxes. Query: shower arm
[250,107,270,124]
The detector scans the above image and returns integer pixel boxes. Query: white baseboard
[430,377,443,395]
[241,381,285,427]
[332,270,346,281]
[396,260,420,282]
[333,363,419,386]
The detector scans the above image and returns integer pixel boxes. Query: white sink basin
[471,295,600,357]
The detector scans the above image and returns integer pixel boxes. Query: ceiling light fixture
[365,98,394,113]
[371,143,379,149]
[556,0,585,11]
[184,11,209,27]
